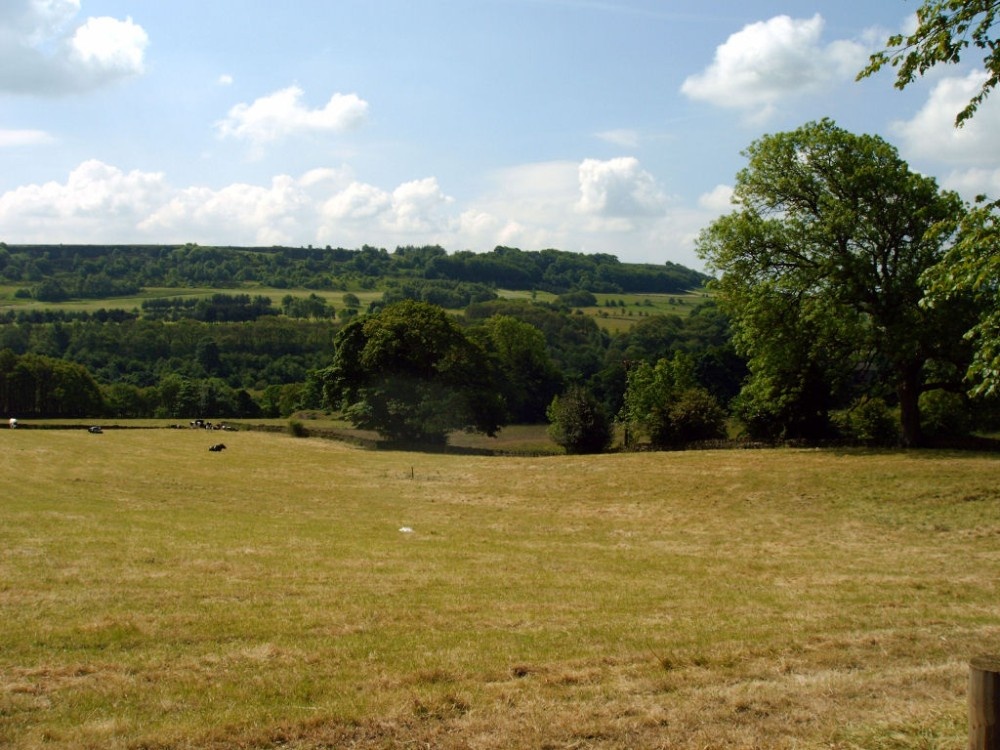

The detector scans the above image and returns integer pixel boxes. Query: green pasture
[495,289,711,331]
[0,285,384,314]
[2,428,998,748]
[0,284,705,332]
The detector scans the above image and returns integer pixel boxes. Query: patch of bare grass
[1,431,998,748]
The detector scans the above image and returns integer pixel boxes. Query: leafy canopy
[697,119,966,445]
[621,355,727,448]
[546,385,613,454]
[322,300,505,444]
[861,3,1000,400]
[859,0,1000,125]
[923,202,1000,396]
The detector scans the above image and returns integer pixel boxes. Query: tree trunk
[897,364,923,447]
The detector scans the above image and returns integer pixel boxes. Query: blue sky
[2,0,999,271]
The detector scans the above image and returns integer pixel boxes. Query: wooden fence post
[970,655,1000,750]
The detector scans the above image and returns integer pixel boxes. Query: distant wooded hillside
[0,243,708,297]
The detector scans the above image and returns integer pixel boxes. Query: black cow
[208,443,226,452]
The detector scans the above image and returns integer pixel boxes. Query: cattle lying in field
[208,443,226,452]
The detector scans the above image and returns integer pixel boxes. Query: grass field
[0,284,707,332]
[0,285,386,315]
[2,428,998,749]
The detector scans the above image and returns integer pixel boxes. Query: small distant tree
[547,385,613,454]
[622,356,727,448]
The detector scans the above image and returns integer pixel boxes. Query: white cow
[8,417,16,429]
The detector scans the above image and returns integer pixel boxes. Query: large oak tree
[322,300,505,444]
[860,1,1000,400]
[697,119,969,446]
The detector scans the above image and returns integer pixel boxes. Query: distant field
[0,284,706,330]
[495,289,711,331]
[0,285,385,314]
[2,427,997,749]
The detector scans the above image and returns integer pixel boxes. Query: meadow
[1,427,998,749]
[0,283,705,332]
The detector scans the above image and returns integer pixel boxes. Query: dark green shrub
[838,397,898,445]
[547,385,613,454]
[920,390,971,439]
[650,388,728,447]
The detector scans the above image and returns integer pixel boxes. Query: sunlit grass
[1,429,997,748]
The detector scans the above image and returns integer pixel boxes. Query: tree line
[0,291,737,429]
[0,243,707,297]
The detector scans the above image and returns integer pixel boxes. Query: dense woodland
[0,243,732,428]
[0,243,705,297]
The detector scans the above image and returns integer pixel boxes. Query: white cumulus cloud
[890,70,1000,200]
[892,70,1000,167]
[69,16,147,74]
[389,177,454,232]
[0,0,147,94]
[216,86,369,145]
[0,159,458,249]
[697,184,734,212]
[319,177,453,237]
[0,160,167,237]
[141,176,316,246]
[681,14,869,122]
[322,182,391,221]
[577,157,667,218]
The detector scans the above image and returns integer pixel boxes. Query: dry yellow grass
[1,428,998,749]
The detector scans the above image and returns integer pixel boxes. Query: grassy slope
[2,428,998,748]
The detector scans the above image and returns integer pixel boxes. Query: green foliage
[556,289,597,308]
[546,385,613,454]
[32,278,70,302]
[661,388,729,445]
[596,301,746,416]
[919,390,972,438]
[380,278,497,309]
[836,398,899,445]
[151,373,257,419]
[0,244,712,423]
[323,300,505,444]
[280,293,335,319]
[0,348,104,418]
[464,299,608,382]
[0,243,708,297]
[621,356,726,448]
[0,316,336,393]
[923,200,1000,398]
[859,0,1000,125]
[472,315,564,423]
[141,293,276,322]
[698,119,968,446]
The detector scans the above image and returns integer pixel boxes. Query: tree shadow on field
[826,434,1000,459]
